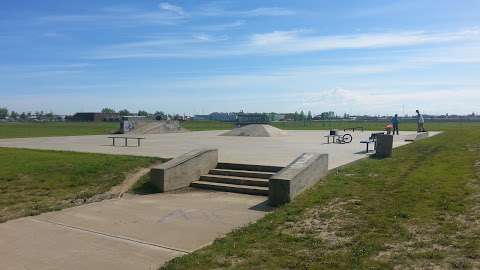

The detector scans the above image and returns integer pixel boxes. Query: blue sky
[1,0,479,115]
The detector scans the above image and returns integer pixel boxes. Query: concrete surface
[151,148,218,192]
[0,130,441,269]
[221,124,287,137]
[405,131,430,142]
[0,130,439,168]
[0,190,270,270]
[269,153,329,206]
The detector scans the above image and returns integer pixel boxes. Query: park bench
[324,133,353,144]
[360,132,384,152]
[344,126,364,132]
[324,134,341,144]
[108,136,145,147]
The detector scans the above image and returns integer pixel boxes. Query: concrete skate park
[0,125,438,270]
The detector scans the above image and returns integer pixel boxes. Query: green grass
[0,122,118,139]
[182,120,480,132]
[181,120,235,131]
[0,147,157,222]
[162,123,480,269]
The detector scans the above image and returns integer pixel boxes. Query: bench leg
[137,139,140,147]
[125,138,128,147]
[366,143,369,152]
[112,138,115,146]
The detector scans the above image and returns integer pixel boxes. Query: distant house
[193,115,210,121]
[71,112,120,122]
[209,112,238,122]
[237,113,270,126]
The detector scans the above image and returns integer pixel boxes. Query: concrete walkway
[0,190,270,270]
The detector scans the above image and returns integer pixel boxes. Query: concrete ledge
[268,153,328,206]
[405,132,429,142]
[150,149,218,192]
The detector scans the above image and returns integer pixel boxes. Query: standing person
[392,114,399,135]
[416,109,425,133]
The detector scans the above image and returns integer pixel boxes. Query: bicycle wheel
[342,134,353,143]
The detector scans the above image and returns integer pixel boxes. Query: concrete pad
[0,130,441,168]
[0,217,182,270]
[1,190,269,270]
[35,190,269,252]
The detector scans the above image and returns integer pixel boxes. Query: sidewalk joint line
[29,218,190,254]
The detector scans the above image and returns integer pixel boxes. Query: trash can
[375,134,393,158]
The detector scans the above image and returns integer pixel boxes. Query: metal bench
[108,136,145,147]
[324,134,340,144]
[360,132,383,152]
[325,133,353,144]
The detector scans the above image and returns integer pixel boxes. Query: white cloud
[241,7,296,17]
[89,27,480,59]
[247,28,480,54]
[305,87,480,115]
[39,4,188,25]
[195,4,295,17]
[194,20,245,31]
[159,2,186,16]
[250,30,301,46]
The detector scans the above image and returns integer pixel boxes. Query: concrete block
[405,131,429,142]
[375,134,393,158]
[269,153,328,206]
[150,148,218,192]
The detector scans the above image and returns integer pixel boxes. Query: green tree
[154,111,165,120]
[118,109,131,116]
[137,110,149,116]
[307,111,312,121]
[300,110,305,121]
[101,108,116,113]
[0,107,8,119]
[10,111,19,119]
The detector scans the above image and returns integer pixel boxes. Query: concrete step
[200,174,269,187]
[209,168,275,179]
[216,162,284,173]
[191,181,269,196]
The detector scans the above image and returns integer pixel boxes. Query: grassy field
[0,122,118,139]
[0,147,156,222]
[182,120,480,132]
[181,120,235,131]
[163,123,480,269]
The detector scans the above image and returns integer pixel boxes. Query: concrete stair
[190,163,283,196]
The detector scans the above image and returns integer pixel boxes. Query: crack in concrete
[28,218,190,254]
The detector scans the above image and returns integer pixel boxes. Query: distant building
[71,112,120,122]
[193,115,210,121]
[237,113,270,126]
[209,112,238,122]
[193,112,238,122]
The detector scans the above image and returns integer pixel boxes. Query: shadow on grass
[129,174,162,195]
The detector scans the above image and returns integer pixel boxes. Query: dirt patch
[67,162,161,206]
[280,198,361,247]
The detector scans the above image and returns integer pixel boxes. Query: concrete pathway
[0,190,270,270]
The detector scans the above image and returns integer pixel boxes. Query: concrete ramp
[124,120,188,135]
[221,124,287,137]
[404,132,429,142]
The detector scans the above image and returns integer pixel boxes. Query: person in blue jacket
[391,114,399,135]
